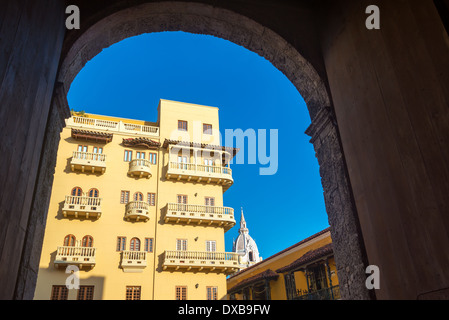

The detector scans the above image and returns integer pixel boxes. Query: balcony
[67,116,159,137]
[125,201,150,222]
[292,285,341,300]
[120,251,147,273]
[166,162,233,190]
[128,159,152,178]
[54,246,96,269]
[165,203,235,231]
[162,250,240,274]
[70,151,106,174]
[62,195,102,219]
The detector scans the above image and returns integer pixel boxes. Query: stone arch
[58,1,330,120]
[52,1,369,300]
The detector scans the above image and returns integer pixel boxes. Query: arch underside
[59,1,330,121]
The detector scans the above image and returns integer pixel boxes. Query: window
[130,237,141,251]
[203,124,212,135]
[147,193,156,206]
[133,192,143,202]
[93,146,103,154]
[177,194,187,211]
[175,286,187,300]
[148,152,157,164]
[136,151,145,159]
[205,197,215,213]
[120,191,130,204]
[206,240,216,252]
[207,287,218,300]
[88,188,99,198]
[144,238,153,252]
[204,158,213,172]
[78,145,88,152]
[71,187,83,197]
[51,285,68,300]
[77,286,94,300]
[64,234,76,246]
[177,155,188,169]
[82,235,93,247]
[176,239,187,251]
[124,150,132,162]
[117,236,126,251]
[126,286,141,300]
[178,120,188,131]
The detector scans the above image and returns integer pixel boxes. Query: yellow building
[34,99,240,300]
[227,228,340,300]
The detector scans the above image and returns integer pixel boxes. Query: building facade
[227,228,339,300]
[233,208,262,269]
[34,100,240,300]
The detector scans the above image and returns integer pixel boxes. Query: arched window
[248,251,254,262]
[71,187,83,197]
[133,192,143,202]
[82,235,94,247]
[64,234,76,246]
[88,188,99,198]
[130,237,141,251]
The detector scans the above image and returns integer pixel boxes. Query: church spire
[239,207,248,234]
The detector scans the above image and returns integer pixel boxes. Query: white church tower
[233,208,262,269]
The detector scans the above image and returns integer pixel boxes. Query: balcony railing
[62,195,102,219]
[70,151,107,174]
[293,285,341,300]
[128,159,152,178]
[125,201,150,222]
[67,116,159,137]
[162,250,240,274]
[120,251,147,273]
[54,246,96,269]
[166,162,233,190]
[165,203,235,231]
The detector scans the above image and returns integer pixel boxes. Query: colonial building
[233,208,262,269]
[227,228,340,300]
[34,99,240,300]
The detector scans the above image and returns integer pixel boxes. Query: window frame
[120,190,130,204]
[206,286,218,300]
[51,285,68,300]
[130,237,141,251]
[126,286,141,300]
[82,235,94,247]
[175,286,187,300]
[124,150,133,162]
[117,236,126,252]
[77,285,94,300]
[144,238,153,253]
[203,123,213,135]
[178,120,188,131]
[147,193,156,206]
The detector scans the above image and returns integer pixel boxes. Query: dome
[232,208,262,269]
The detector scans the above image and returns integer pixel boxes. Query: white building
[233,208,262,269]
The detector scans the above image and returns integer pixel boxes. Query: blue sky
[68,31,329,259]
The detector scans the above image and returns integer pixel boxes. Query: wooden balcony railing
[70,151,107,174]
[165,203,235,230]
[62,195,102,219]
[162,250,240,274]
[54,246,96,269]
